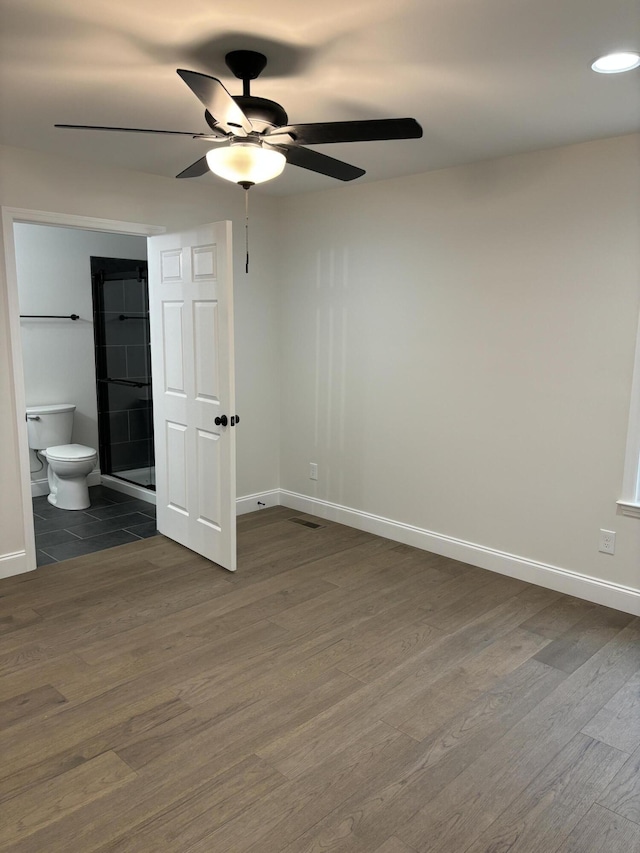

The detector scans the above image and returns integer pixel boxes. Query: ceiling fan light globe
[206,144,286,184]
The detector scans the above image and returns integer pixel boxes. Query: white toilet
[26,404,98,510]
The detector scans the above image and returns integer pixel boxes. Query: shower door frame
[2,207,164,576]
[91,256,155,491]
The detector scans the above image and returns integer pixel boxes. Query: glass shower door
[91,256,155,490]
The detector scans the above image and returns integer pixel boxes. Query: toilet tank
[26,404,75,450]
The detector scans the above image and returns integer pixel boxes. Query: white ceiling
[0,0,638,196]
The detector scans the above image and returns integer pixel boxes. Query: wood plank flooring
[0,505,638,852]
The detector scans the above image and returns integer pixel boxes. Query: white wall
[15,223,147,483]
[0,144,281,571]
[278,134,640,599]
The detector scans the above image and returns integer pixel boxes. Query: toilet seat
[46,443,97,462]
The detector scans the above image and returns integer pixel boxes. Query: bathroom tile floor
[33,485,157,565]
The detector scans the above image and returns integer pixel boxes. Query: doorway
[3,208,237,576]
[3,209,164,575]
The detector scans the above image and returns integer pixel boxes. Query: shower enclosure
[91,256,155,490]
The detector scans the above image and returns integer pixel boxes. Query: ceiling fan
[56,50,423,188]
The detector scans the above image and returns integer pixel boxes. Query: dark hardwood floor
[0,506,638,852]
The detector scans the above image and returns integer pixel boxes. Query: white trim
[0,551,30,580]
[31,480,49,498]
[2,209,37,576]
[236,490,281,516]
[4,208,165,237]
[100,475,156,505]
[1,206,166,580]
[620,302,640,507]
[617,500,640,519]
[279,490,640,616]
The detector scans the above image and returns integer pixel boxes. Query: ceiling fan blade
[274,145,365,181]
[177,69,253,136]
[267,118,423,145]
[55,123,226,140]
[176,156,210,179]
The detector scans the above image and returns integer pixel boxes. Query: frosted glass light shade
[206,144,286,184]
[591,52,640,73]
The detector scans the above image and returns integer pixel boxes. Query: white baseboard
[31,479,49,497]
[0,550,32,579]
[15,478,640,615]
[279,490,640,617]
[236,490,281,516]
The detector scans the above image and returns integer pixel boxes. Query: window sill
[617,500,640,519]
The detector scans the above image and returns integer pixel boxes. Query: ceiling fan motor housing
[205,97,288,135]
[236,96,288,130]
[219,50,289,134]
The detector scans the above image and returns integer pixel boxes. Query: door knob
[215,415,228,427]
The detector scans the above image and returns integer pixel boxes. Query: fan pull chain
[245,185,249,274]
[239,180,254,274]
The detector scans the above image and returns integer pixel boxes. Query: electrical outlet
[599,529,616,555]
[309,462,318,481]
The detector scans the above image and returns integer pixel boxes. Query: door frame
[1,207,165,574]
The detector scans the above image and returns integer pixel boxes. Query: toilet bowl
[45,444,98,510]
[26,404,98,511]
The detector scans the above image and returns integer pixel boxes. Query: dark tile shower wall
[91,258,154,481]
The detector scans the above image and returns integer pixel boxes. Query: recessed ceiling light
[591,52,640,73]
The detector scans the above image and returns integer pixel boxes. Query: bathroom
[15,222,158,565]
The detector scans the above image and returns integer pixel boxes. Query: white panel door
[148,221,236,571]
